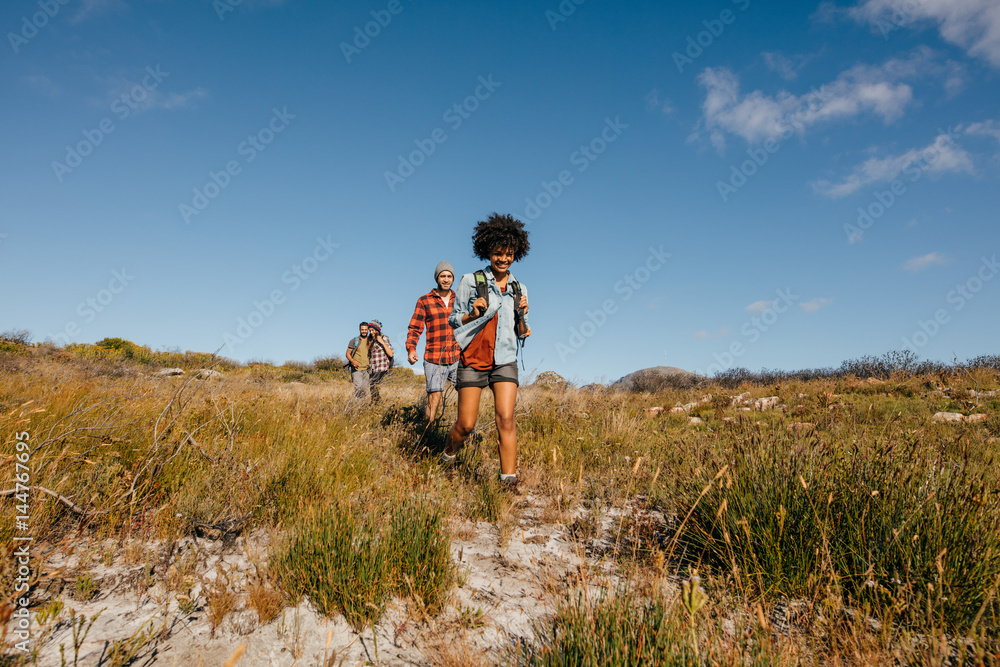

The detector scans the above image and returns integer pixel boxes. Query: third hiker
[406,261,461,422]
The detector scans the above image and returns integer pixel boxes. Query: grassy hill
[2,333,999,664]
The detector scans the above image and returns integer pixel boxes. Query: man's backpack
[346,336,362,370]
[473,270,527,337]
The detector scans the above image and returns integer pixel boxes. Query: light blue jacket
[449,267,530,366]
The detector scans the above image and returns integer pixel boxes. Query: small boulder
[196,369,223,380]
[966,413,988,423]
[645,407,665,418]
[154,368,184,377]
[688,416,704,425]
[753,396,780,411]
[932,412,964,423]
[223,608,259,636]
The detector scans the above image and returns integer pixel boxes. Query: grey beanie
[434,261,454,281]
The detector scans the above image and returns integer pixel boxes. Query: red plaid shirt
[407,290,460,365]
[369,335,392,373]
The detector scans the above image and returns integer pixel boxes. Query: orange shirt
[460,285,504,370]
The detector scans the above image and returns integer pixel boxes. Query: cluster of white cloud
[695,49,938,149]
[850,0,1000,68]
[744,297,832,313]
[762,51,816,80]
[901,252,951,272]
[693,327,730,340]
[812,132,975,197]
[966,119,1000,143]
[800,297,833,313]
[644,89,675,117]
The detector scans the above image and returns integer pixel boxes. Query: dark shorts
[456,361,519,389]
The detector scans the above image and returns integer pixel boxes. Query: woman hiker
[443,213,531,491]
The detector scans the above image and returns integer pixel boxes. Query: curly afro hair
[471,213,530,262]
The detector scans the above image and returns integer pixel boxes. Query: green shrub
[389,496,453,614]
[313,356,346,372]
[273,497,454,629]
[521,588,776,667]
[273,502,392,631]
[681,431,1000,633]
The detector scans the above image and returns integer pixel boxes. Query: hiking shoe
[500,477,522,496]
[440,452,457,467]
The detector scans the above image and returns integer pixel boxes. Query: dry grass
[203,564,238,636]
[2,344,1000,664]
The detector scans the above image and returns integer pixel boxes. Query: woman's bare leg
[445,386,483,456]
[492,382,518,475]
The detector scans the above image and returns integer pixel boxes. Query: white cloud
[645,89,675,117]
[152,88,209,110]
[693,328,730,340]
[22,74,59,97]
[851,0,1000,68]
[745,300,777,313]
[102,71,208,113]
[901,252,951,272]
[762,51,815,80]
[812,131,974,197]
[695,50,931,148]
[72,0,128,23]
[800,297,833,312]
[966,119,1000,143]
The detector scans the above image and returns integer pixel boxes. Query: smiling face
[359,324,369,338]
[436,270,454,291]
[489,247,514,276]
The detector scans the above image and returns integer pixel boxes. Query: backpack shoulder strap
[473,270,489,304]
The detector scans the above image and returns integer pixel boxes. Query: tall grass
[520,587,779,667]
[3,340,1000,663]
[680,428,1000,634]
[271,495,453,630]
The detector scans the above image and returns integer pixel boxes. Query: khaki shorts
[456,362,518,389]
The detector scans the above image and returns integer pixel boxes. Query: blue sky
[2,0,998,384]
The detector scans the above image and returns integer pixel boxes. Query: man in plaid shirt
[407,261,461,421]
[366,319,393,403]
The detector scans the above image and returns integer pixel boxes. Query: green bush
[273,502,392,630]
[390,496,453,614]
[272,497,453,629]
